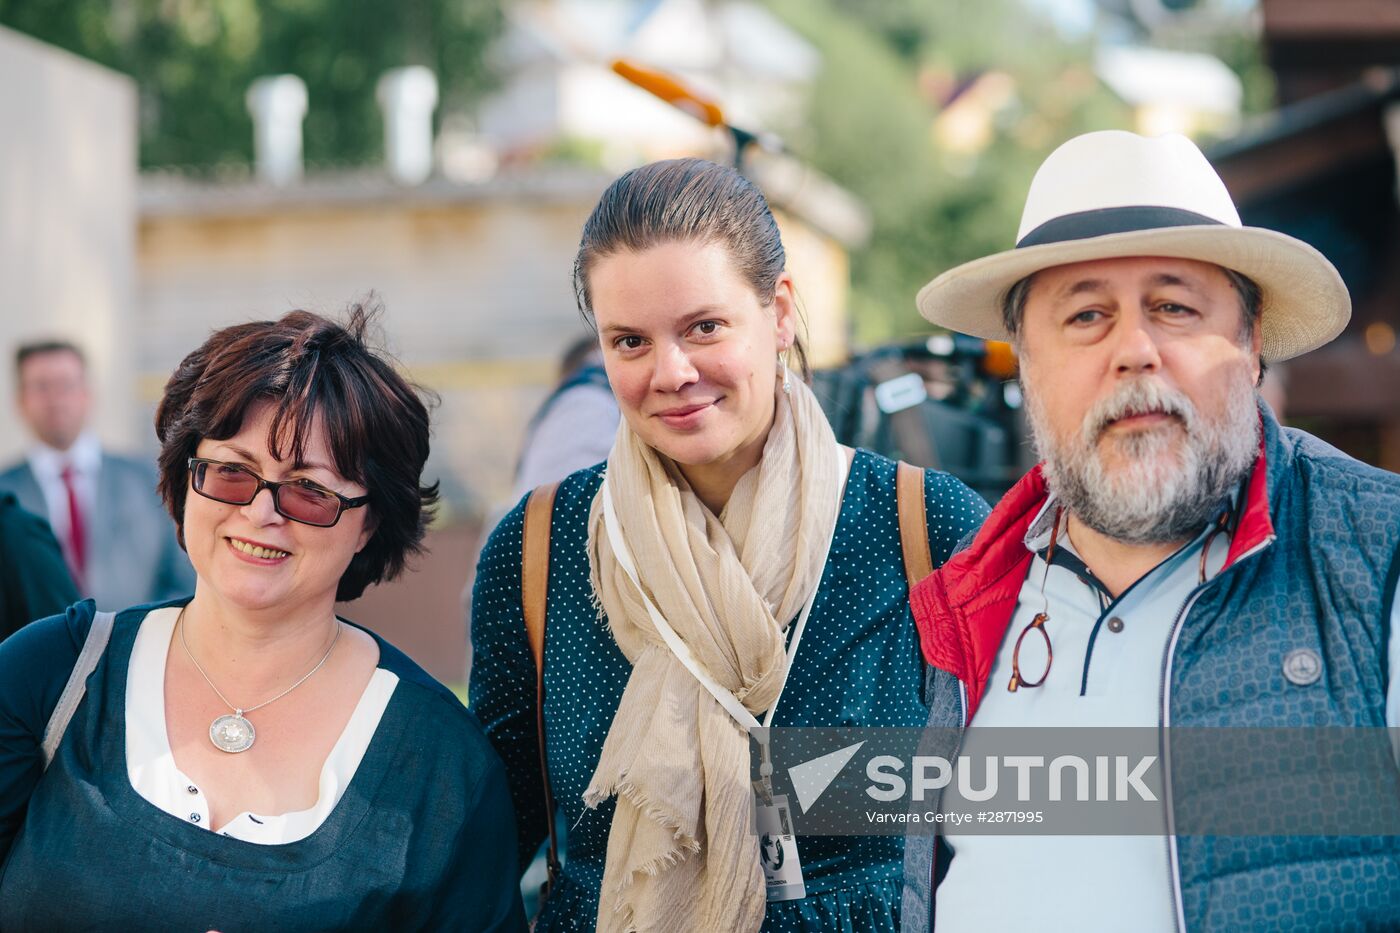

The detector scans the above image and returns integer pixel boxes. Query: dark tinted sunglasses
[188,457,369,528]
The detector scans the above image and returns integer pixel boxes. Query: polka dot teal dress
[470,449,988,931]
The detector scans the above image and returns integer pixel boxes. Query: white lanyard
[599,453,849,731]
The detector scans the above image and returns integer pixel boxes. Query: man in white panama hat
[900,131,1400,932]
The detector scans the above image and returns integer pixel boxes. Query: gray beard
[1026,370,1260,546]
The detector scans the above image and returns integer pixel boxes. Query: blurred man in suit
[0,341,193,610]
[511,335,619,500]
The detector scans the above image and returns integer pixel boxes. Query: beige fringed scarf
[583,375,844,933]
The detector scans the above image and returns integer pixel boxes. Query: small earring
[779,355,792,395]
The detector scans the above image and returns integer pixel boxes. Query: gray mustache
[1084,380,1195,440]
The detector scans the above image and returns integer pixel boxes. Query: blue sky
[1022,0,1097,36]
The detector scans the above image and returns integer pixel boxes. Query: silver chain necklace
[177,607,341,753]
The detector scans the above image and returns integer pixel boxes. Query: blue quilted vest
[902,409,1400,932]
[1168,414,1400,930]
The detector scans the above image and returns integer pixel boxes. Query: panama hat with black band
[916,130,1350,363]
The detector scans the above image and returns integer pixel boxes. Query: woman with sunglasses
[470,159,991,932]
[0,307,525,931]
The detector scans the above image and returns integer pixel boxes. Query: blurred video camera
[811,335,1031,503]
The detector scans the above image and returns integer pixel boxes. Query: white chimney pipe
[377,66,439,185]
[246,75,308,186]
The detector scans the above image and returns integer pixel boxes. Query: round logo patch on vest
[1282,648,1322,686]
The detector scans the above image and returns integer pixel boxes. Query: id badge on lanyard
[752,787,806,901]
[599,453,848,905]
[752,729,806,902]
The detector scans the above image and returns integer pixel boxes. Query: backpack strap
[896,462,933,589]
[522,482,561,900]
[41,610,116,771]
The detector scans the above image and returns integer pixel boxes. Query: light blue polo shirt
[929,490,1248,924]
[935,491,1400,933]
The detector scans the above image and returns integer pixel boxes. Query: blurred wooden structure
[337,519,482,687]
[1209,0,1400,471]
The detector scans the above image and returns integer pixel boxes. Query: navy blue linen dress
[0,599,526,932]
[470,450,989,931]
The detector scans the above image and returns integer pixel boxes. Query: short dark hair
[15,340,85,376]
[572,157,810,377]
[155,303,439,601]
[558,334,601,383]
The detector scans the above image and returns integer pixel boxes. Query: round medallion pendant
[209,714,256,753]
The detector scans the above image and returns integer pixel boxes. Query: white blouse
[125,606,398,844]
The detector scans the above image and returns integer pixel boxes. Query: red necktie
[60,464,87,582]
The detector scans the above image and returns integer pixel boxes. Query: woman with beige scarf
[471,159,989,933]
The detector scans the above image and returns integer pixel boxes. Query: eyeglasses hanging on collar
[1008,508,1062,693]
[1007,508,1232,693]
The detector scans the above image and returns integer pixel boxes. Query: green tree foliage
[0,0,502,168]
[766,0,1133,343]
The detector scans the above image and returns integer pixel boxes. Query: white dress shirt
[512,381,619,501]
[25,430,101,554]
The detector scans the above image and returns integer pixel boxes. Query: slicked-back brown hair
[155,303,438,601]
[572,157,810,376]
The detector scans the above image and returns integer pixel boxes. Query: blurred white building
[2,12,870,683]
[0,26,139,456]
[1096,45,1243,138]
[476,0,819,166]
